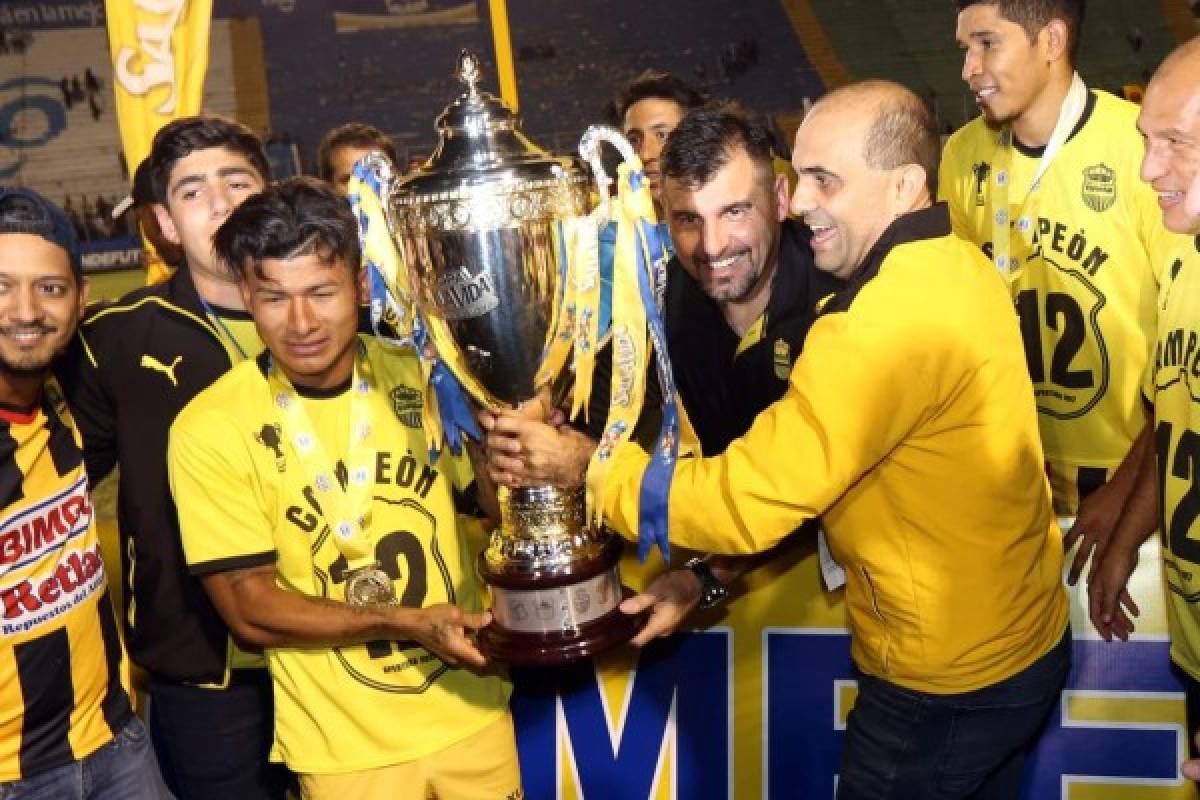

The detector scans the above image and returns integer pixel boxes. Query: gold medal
[345,563,397,606]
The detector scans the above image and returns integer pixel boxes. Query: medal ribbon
[990,72,1088,279]
[267,341,378,572]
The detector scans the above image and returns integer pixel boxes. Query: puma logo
[140,354,183,387]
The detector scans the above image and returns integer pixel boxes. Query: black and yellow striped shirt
[0,380,130,781]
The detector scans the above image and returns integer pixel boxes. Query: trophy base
[478,595,644,667]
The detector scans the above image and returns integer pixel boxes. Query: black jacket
[57,268,244,684]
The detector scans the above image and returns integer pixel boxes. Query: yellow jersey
[940,90,1183,513]
[1149,236,1200,680]
[602,206,1069,694]
[168,336,509,774]
[0,380,131,780]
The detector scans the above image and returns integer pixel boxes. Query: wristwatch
[685,557,729,610]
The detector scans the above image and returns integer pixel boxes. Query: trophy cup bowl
[384,51,642,665]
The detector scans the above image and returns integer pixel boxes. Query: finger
[458,609,491,631]
[629,608,676,647]
[444,635,488,668]
[1067,536,1093,586]
[620,593,657,616]
[1062,520,1084,551]
[547,408,567,427]
[1183,758,1200,782]
[485,431,523,455]
[1120,590,1140,618]
[477,410,497,430]
[1089,591,1113,642]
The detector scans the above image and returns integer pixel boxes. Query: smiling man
[0,188,169,799]
[169,178,517,800]
[483,103,839,639]
[940,0,1183,589]
[488,81,1070,799]
[55,116,289,799]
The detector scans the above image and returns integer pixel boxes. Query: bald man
[1085,36,1200,777]
[486,80,1069,799]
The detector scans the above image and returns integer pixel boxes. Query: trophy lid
[397,50,584,202]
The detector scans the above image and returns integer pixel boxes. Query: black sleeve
[55,330,119,486]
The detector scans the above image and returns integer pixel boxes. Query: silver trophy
[383,51,642,665]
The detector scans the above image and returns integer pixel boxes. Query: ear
[356,266,369,304]
[772,171,791,223]
[891,163,929,213]
[77,276,91,315]
[152,203,181,246]
[1041,18,1070,64]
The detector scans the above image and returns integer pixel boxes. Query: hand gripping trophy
[350,51,694,665]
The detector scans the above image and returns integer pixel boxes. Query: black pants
[837,629,1071,800]
[148,669,290,800]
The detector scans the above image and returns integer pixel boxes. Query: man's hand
[1087,545,1141,641]
[1064,478,1125,585]
[619,569,704,646]
[1183,732,1200,780]
[478,408,595,488]
[400,604,491,668]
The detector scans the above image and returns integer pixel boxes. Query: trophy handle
[578,125,638,227]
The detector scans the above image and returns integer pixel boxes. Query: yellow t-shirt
[1149,236,1200,680]
[940,90,1185,514]
[0,380,131,780]
[168,336,509,773]
[603,207,1069,694]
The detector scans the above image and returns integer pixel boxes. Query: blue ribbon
[631,187,683,562]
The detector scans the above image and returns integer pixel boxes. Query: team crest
[255,423,286,472]
[773,339,792,380]
[390,386,422,428]
[971,161,991,207]
[1081,163,1116,212]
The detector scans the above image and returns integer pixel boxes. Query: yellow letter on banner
[105,0,213,284]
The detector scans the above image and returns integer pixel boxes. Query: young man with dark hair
[491,80,1071,800]
[170,177,519,800]
[0,187,169,799]
[941,0,1183,587]
[484,102,838,639]
[613,70,707,213]
[56,114,289,799]
[316,123,400,196]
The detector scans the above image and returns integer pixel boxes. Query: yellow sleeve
[168,407,277,575]
[937,135,973,239]
[603,300,937,555]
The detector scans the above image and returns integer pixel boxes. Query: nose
[638,135,662,167]
[700,220,728,261]
[1140,140,1166,185]
[211,183,232,218]
[10,284,42,324]
[961,49,981,84]
[287,297,318,335]
[790,178,816,219]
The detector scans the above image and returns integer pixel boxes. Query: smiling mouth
[809,224,837,248]
[2,328,54,347]
[974,87,998,103]
[705,251,747,275]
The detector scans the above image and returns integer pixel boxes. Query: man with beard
[483,102,840,638]
[0,188,169,798]
[940,0,1183,588]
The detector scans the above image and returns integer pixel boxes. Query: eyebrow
[169,166,258,195]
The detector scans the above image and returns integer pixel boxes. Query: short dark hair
[614,70,707,123]
[861,84,942,195]
[955,0,1086,63]
[660,101,775,189]
[149,115,269,204]
[212,177,360,281]
[0,187,82,279]
[316,123,399,181]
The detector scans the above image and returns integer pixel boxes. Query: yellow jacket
[604,204,1069,693]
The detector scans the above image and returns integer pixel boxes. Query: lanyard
[267,340,378,571]
[990,72,1088,277]
[199,297,250,362]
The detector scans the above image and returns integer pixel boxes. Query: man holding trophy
[168,177,519,800]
